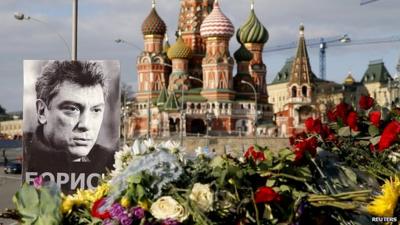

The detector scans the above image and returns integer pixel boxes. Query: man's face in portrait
[37,81,105,159]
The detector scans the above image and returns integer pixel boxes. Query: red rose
[304,118,322,134]
[369,111,381,127]
[91,198,111,220]
[336,102,353,123]
[254,186,280,203]
[327,110,337,122]
[305,117,314,133]
[378,120,400,152]
[244,146,265,162]
[359,95,374,110]
[293,137,318,161]
[347,111,358,131]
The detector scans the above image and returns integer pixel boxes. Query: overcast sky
[1,0,400,112]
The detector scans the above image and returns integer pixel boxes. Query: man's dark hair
[35,61,106,107]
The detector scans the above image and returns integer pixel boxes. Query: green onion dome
[237,6,268,44]
[167,37,192,59]
[234,45,253,62]
[141,5,167,36]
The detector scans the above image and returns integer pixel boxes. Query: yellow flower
[138,199,150,210]
[93,183,109,201]
[367,176,400,217]
[120,196,131,208]
[61,195,75,214]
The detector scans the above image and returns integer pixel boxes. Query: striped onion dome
[167,36,192,59]
[237,3,268,44]
[234,44,253,62]
[200,0,234,38]
[141,3,166,36]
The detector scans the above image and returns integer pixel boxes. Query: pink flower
[33,176,43,189]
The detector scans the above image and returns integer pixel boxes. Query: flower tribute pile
[4,96,400,225]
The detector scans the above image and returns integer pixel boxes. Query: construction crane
[264,34,350,80]
[264,35,400,80]
[360,0,380,5]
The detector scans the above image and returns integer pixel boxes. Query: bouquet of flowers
[5,96,400,225]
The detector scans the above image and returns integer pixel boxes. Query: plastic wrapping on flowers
[4,98,400,225]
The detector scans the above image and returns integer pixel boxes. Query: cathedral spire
[289,24,314,85]
[152,0,156,8]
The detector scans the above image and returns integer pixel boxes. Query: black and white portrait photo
[23,60,120,192]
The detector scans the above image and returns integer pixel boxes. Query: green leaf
[128,174,143,184]
[368,125,380,137]
[279,185,291,192]
[370,136,381,145]
[271,162,285,171]
[136,184,145,200]
[278,148,296,162]
[210,156,225,169]
[340,166,358,184]
[263,204,274,220]
[338,126,351,137]
[266,179,276,187]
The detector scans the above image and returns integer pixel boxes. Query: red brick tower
[136,1,170,102]
[199,0,235,101]
[177,0,214,88]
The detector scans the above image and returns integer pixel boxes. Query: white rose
[150,196,188,222]
[189,183,214,212]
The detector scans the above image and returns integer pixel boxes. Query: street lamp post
[72,0,78,60]
[241,80,258,144]
[147,97,151,139]
[115,39,143,52]
[206,112,213,147]
[14,12,72,59]
[180,83,186,147]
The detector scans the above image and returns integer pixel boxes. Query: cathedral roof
[167,36,192,59]
[164,91,179,111]
[200,0,235,38]
[141,2,167,36]
[157,85,169,107]
[289,24,316,85]
[271,58,293,84]
[234,44,253,62]
[343,72,355,85]
[361,60,392,84]
[237,2,269,44]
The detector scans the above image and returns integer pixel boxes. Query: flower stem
[251,190,261,225]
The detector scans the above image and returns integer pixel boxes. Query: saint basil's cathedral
[129,0,275,137]
[128,0,377,137]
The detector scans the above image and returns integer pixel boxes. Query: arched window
[302,86,307,97]
[291,86,297,97]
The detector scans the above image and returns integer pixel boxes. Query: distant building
[0,119,22,140]
[267,25,399,136]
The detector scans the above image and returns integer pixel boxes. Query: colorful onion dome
[141,2,166,36]
[167,36,192,59]
[200,0,234,38]
[234,45,253,62]
[237,2,268,44]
